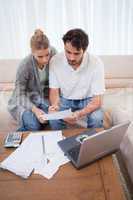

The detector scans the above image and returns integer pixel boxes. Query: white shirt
[49,52,105,99]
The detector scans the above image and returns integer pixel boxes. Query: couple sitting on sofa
[8,28,105,132]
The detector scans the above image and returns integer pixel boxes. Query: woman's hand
[32,106,47,124]
[48,105,59,113]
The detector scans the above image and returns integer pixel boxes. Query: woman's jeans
[49,97,104,130]
[17,100,49,132]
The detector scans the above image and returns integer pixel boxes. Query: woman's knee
[22,110,42,131]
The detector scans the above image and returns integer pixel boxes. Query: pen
[42,135,45,154]
[41,135,48,164]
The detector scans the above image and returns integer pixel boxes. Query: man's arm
[49,88,60,111]
[78,95,103,118]
[63,95,103,125]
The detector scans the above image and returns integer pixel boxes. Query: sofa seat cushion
[111,107,133,125]
[103,88,133,110]
[103,87,133,125]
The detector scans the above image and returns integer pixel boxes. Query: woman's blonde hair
[30,29,49,50]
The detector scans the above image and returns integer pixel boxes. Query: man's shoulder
[51,52,65,62]
[50,52,65,65]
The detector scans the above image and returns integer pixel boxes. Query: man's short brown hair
[62,28,89,51]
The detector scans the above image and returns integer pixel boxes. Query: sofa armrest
[115,151,133,199]
[120,123,133,184]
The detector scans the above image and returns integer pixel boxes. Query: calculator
[4,132,23,147]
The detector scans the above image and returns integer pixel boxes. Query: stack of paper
[0,131,69,179]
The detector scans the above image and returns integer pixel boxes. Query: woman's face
[32,48,50,66]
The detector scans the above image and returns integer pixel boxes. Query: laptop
[58,122,130,169]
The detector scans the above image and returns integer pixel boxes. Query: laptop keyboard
[67,145,81,162]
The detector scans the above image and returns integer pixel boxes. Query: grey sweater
[8,47,56,124]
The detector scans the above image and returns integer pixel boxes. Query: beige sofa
[0,56,133,131]
[0,60,19,132]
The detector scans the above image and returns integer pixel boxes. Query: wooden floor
[0,129,126,200]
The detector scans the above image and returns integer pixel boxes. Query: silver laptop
[58,122,130,169]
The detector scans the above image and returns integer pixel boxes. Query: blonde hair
[30,29,49,50]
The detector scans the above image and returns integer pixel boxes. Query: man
[49,28,105,130]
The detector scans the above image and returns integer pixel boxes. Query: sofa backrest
[0,55,133,88]
[100,55,133,88]
[0,59,20,83]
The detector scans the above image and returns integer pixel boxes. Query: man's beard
[68,60,77,66]
[67,58,83,67]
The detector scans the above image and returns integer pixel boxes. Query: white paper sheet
[43,109,72,120]
[0,133,44,178]
[34,131,70,179]
[0,131,69,179]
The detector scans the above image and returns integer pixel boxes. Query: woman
[8,29,56,131]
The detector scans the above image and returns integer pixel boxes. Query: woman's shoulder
[17,54,34,73]
[20,54,33,65]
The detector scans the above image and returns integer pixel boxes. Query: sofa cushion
[111,107,133,125]
[103,88,133,110]
[103,88,133,124]
[0,60,19,82]
[101,55,133,79]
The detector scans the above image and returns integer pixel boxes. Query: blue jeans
[17,100,49,132]
[49,97,103,130]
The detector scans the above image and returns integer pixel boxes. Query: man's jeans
[50,97,104,130]
[17,100,49,132]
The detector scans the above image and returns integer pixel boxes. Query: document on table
[34,153,69,179]
[33,131,69,179]
[42,109,72,120]
[0,131,69,179]
[34,132,69,179]
[0,133,43,178]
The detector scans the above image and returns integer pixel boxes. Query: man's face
[64,42,84,68]
[32,48,50,66]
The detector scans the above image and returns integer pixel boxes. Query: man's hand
[32,106,47,124]
[64,111,81,125]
